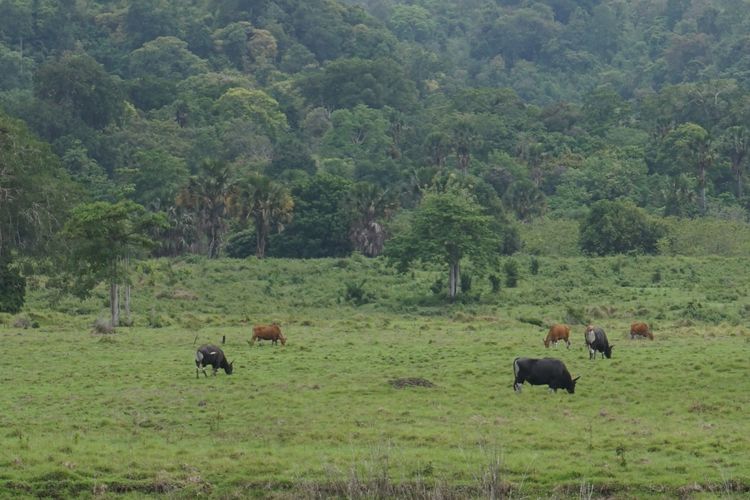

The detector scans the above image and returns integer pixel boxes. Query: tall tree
[176,161,235,258]
[231,174,294,258]
[663,123,715,214]
[345,182,397,257]
[386,188,500,301]
[62,200,165,327]
[720,126,750,199]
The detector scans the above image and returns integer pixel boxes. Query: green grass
[1,255,749,497]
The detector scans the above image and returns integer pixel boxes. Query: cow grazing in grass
[513,357,580,394]
[251,323,286,345]
[195,345,233,378]
[630,322,653,340]
[544,324,571,348]
[585,325,613,359]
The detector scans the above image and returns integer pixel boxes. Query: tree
[1,113,76,258]
[34,52,123,129]
[176,161,235,258]
[269,174,353,258]
[62,200,166,327]
[719,126,750,199]
[345,182,397,257]
[662,123,716,214]
[231,174,293,258]
[386,188,500,301]
[579,200,665,256]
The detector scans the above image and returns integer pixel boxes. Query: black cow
[195,345,234,378]
[584,325,613,359]
[513,357,579,393]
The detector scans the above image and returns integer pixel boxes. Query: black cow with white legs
[195,345,234,378]
[513,357,579,394]
[584,325,613,359]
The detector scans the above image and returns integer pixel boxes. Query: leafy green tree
[345,182,397,257]
[579,200,665,256]
[34,52,123,129]
[503,179,547,222]
[214,87,288,140]
[176,161,235,258]
[0,258,25,313]
[299,57,418,111]
[719,126,750,199]
[270,174,353,258]
[661,123,716,214]
[386,188,501,301]
[131,150,189,210]
[0,113,75,259]
[62,200,166,327]
[230,174,294,258]
[128,36,208,80]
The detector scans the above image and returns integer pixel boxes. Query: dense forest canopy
[3,0,750,295]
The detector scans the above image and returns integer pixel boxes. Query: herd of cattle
[514,321,654,394]
[195,323,285,378]
[194,321,655,395]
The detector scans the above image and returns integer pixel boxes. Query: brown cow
[251,323,287,345]
[544,324,571,348]
[630,322,653,340]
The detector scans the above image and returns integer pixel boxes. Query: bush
[91,317,114,334]
[343,280,373,306]
[504,260,519,288]
[460,273,472,293]
[0,259,25,313]
[224,228,256,258]
[579,200,665,256]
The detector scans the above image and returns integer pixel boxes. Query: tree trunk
[448,260,460,301]
[110,282,120,327]
[124,284,131,326]
[699,165,707,214]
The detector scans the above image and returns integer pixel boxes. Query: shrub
[489,275,501,293]
[580,200,665,256]
[0,260,25,314]
[504,260,519,288]
[344,280,373,306]
[460,273,472,293]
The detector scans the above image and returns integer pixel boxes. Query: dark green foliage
[489,274,501,293]
[224,228,256,259]
[580,200,666,256]
[503,259,519,288]
[269,174,353,258]
[0,259,25,313]
[343,279,372,305]
[460,273,472,293]
[529,257,540,275]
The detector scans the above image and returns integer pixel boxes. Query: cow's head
[604,345,614,359]
[543,338,550,348]
[226,361,234,375]
[280,336,287,345]
[567,376,580,394]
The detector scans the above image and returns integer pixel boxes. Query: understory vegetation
[1,255,748,497]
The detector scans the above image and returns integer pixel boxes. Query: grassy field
[1,255,749,498]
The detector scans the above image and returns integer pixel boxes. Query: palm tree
[232,174,293,258]
[721,126,750,199]
[346,182,397,257]
[176,161,234,258]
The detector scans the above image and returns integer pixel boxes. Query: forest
[4,0,750,310]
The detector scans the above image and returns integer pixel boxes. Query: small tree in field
[62,200,166,327]
[579,200,665,256]
[386,189,500,301]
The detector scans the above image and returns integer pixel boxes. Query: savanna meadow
[2,254,749,498]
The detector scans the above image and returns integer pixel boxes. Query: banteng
[195,345,234,378]
[544,324,571,348]
[513,357,580,394]
[630,322,654,340]
[584,325,613,359]
[251,324,286,345]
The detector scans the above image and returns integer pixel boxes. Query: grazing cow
[513,357,580,394]
[251,323,286,345]
[544,324,571,348]
[630,322,654,340]
[584,325,613,359]
[195,345,234,378]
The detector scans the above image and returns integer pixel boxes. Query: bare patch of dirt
[389,377,435,389]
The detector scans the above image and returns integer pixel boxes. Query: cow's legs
[513,379,523,393]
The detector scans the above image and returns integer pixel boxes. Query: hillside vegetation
[1,256,749,496]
